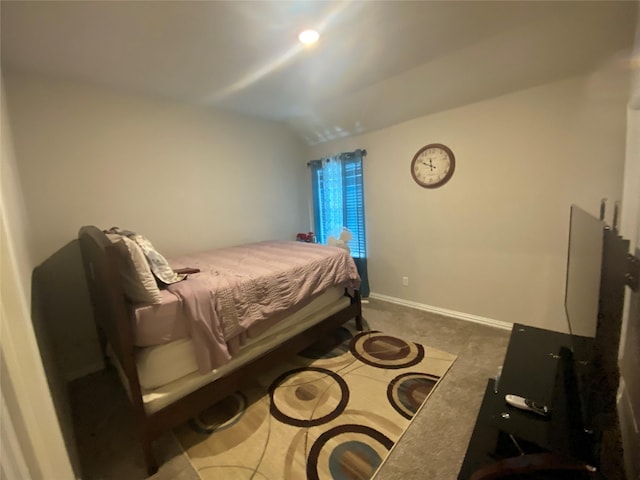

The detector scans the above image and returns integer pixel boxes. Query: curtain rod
[306,148,367,166]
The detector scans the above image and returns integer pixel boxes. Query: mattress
[141,294,351,414]
[137,286,346,391]
[131,241,359,351]
[132,289,189,347]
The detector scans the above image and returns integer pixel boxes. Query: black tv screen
[564,205,604,349]
[564,205,605,426]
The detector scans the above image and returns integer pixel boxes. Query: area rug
[174,325,457,480]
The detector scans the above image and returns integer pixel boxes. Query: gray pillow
[129,234,187,286]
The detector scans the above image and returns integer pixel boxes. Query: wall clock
[410,143,455,188]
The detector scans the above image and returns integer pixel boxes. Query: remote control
[505,394,550,417]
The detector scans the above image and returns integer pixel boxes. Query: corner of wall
[1,71,77,479]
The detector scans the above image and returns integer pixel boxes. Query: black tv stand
[458,324,600,480]
[459,204,636,480]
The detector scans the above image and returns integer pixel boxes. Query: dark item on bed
[173,267,201,275]
[78,226,363,476]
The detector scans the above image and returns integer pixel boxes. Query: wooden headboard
[77,226,145,408]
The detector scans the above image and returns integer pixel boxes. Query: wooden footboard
[78,226,363,476]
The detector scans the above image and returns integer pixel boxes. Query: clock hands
[420,158,437,171]
[411,144,455,188]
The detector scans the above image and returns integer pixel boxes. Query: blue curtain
[309,149,370,296]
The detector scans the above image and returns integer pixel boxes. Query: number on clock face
[410,144,455,188]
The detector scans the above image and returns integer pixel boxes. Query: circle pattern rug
[174,324,457,480]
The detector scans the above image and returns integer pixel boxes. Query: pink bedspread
[167,241,360,373]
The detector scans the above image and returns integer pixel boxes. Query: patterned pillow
[106,234,163,304]
[129,234,187,286]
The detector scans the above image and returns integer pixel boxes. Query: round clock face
[410,143,455,188]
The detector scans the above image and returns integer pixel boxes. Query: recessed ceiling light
[298,29,319,46]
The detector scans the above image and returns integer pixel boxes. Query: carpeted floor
[68,298,511,479]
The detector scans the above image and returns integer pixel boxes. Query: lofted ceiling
[1,1,638,145]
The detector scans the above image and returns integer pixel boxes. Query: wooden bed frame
[78,225,363,476]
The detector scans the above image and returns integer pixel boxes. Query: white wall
[1,76,75,479]
[4,72,309,262]
[308,70,628,332]
[3,71,310,378]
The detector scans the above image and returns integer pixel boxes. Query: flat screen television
[562,203,629,479]
[563,205,605,426]
[564,206,603,356]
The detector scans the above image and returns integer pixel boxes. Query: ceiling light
[298,29,319,46]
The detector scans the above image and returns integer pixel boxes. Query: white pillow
[107,234,162,304]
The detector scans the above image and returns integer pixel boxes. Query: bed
[77,226,363,475]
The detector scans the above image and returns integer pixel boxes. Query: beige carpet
[174,325,457,480]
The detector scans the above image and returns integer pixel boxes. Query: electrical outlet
[402,276,409,286]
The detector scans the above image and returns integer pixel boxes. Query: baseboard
[64,361,104,382]
[368,292,513,331]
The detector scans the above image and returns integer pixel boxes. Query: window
[309,149,369,295]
